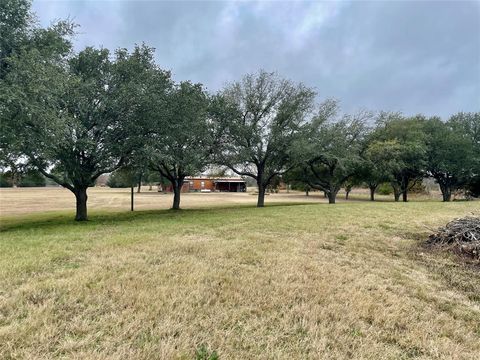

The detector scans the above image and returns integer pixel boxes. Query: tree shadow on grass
[0,201,320,233]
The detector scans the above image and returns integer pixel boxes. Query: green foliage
[0,0,75,182]
[423,115,476,201]
[367,113,427,201]
[18,169,46,187]
[292,99,370,203]
[377,183,393,195]
[195,345,219,360]
[144,80,211,209]
[106,168,137,188]
[212,70,315,207]
[466,176,480,198]
[0,172,12,187]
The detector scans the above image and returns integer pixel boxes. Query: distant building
[164,176,246,193]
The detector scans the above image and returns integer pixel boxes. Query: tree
[359,131,393,201]
[283,165,312,196]
[107,168,137,188]
[448,112,480,198]
[424,117,475,201]
[4,44,160,220]
[293,100,369,204]
[212,70,315,207]
[368,113,427,202]
[356,158,389,201]
[147,81,211,210]
[0,0,75,190]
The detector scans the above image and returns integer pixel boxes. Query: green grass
[1,201,479,359]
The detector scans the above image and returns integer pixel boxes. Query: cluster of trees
[1,1,479,221]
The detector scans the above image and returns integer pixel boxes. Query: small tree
[147,81,211,210]
[212,71,315,207]
[359,134,392,201]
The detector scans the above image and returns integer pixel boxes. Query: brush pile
[428,216,480,261]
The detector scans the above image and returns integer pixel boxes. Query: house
[164,176,246,192]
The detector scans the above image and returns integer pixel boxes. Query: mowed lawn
[0,193,479,359]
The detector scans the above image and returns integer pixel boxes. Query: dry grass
[0,186,435,217]
[0,189,479,359]
[0,186,328,216]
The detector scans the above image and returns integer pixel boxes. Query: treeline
[1,1,479,220]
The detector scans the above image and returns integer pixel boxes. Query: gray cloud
[33,0,480,118]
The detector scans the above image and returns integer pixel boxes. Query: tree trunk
[392,183,401,202]
[172,179,183,210]
[257,183,266,207]
[305,189,309,196]
[74,187,88,221]
[440,183,452,202]
[131,186,134,211]
[369,186,376,201]
[327,191,336,204]
[136,173,142,193]
[345,191,350,200]
[11,169,19,188]
[401,175,409,202]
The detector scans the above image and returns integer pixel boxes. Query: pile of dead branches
[428,216,480,260]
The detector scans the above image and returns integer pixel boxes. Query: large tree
[147,81,211,210]
[448,112,480,198]
[294,100,369,204]
[212,71,315,207]
[3,44,162,220]
[0,0,75,187]
[424,117,475,201]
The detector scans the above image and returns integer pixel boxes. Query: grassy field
[0,189,479,359]
[0,186,440,217]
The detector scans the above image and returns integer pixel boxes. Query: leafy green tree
[448,112,480,198]
[4,44,160,220]
[0,0,75,189]
[283,166,312,196]
[212,70,315,207]
[294,100,369,204]
[358,131,393,201]
[424,117,475,201]
[106,168,137,188]
[356,156,390,201]
[146,81,211,210]
[368,113,427,202]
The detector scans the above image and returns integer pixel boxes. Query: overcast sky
[33,0,479,118]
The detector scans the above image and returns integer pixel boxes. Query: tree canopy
[212,70,315,207]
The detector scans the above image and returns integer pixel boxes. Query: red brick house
[164,177,246,193]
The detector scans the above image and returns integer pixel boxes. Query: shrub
[106,169,136,188]
[18,170,46,187]
[0,173,12,187]
[377,182,393,195]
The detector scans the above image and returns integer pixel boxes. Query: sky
[33,0,480,118]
